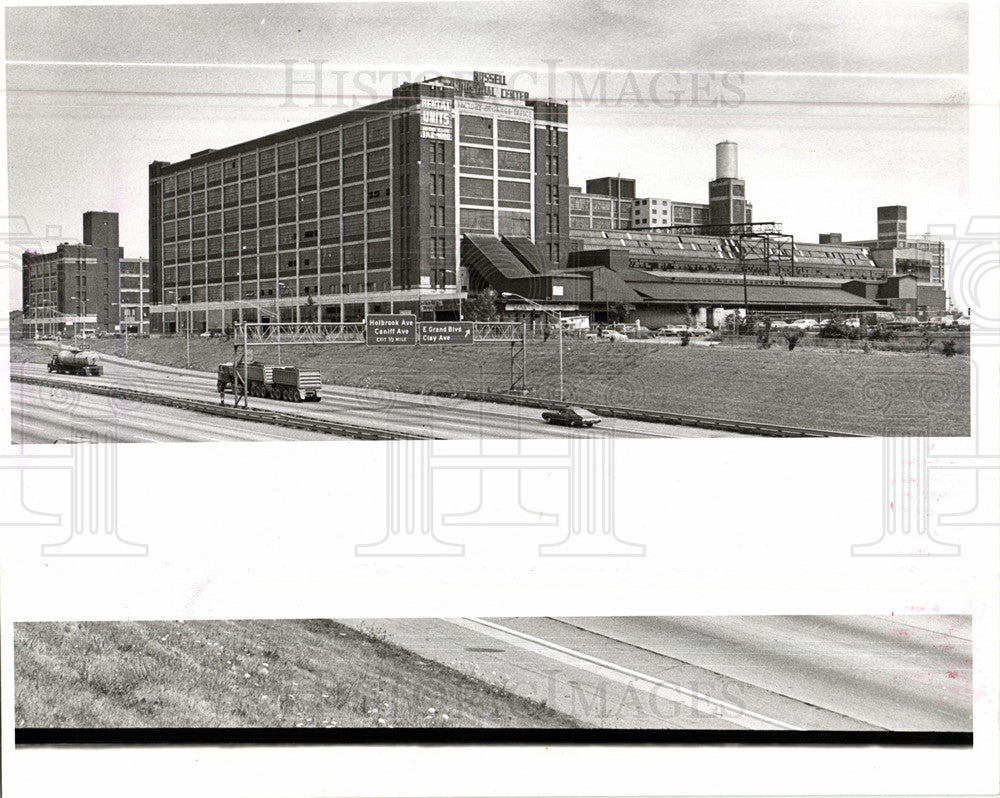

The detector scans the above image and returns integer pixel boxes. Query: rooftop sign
[442,71,529,103]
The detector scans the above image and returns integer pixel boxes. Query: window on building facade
[319,132,339,160]
[240,153,257,177]
[342,154,364,182]
[277,142,296,170]
[367,116,389,144]
[460,146,493,169]
[278,198,297,224]
[343,125,364,151]
[320,219,340,246]
[320,189,340,217]
[298,165,317,191]
[366,148,389,175]
[460,177,493,203]
[275,225,295,250]
[343,184,365,212]
[299,193,317,218]
[460,115,493,141]
[298,138,317,163]
[342,214,364,238]
[497,150,530,172]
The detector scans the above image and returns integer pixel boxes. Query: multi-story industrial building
[708,141,752,229]
[632,197,710,228]
[21,211,123,336]
[568,188,633,231]
[569,142,748,236]
[119,257,150,334]
[147,72,569,333]
[838,205,946,311]
[842,205,945,284]
[569,186,709,232]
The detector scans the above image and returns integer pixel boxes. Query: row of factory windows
[160,150,391,218]
[160,118,392,196]
[161,182,541,249]
[162,273,397,305]
[162,157,536,221]
[160,113,541,201]
[161,244,393,285]
[457,115,531,148]
[162,216,391,262]
[162,189,387,239]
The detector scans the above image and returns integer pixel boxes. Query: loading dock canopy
[623,272,881,309]
[463,234,883,311]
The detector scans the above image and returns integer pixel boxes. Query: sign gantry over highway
[366,314,417,346]
[419,321,475,345]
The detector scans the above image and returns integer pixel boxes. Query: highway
[11,382,337,443]
[11,357,743,442]
[336,615,972,731]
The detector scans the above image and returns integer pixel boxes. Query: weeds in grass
[782,329,803,351]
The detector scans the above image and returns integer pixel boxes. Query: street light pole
[172,303,191,368]
[502,291,564,402]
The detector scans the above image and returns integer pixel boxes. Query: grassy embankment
[11,336,971,436]
[15,619,581,728]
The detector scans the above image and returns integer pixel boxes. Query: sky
[4,0,972,309]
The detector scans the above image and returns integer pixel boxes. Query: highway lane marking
[15,421,45,431]
[457,617,804,731]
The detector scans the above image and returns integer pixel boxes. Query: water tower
[708,141,751,229]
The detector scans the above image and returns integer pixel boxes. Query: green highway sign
[366,314,417,346]
[420,321,475,344]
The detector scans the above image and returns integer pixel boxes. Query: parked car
[656,325,689,337]
[888,315,921,330]
[687,326,714,337]
[956,315,972,327]
[601,329,628,341]
[788,318,820,330]
[769,320,791,330]
[844,318,861,328]
[541,407,602,428]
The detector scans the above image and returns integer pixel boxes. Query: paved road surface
[11,357,743,441]
[337,615,972,731]
[10,382,338,443]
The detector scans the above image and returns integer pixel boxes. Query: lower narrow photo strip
[13,615,973,745]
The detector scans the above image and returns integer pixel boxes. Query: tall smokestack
[716,141,738,179]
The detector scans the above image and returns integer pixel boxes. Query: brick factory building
[147,72,569,333]
[21,211,125,337]
[145,73,948,332]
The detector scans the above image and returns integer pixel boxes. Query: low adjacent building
[119,257,151,334]
[21,211,124,337]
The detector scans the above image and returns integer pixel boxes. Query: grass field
[14,619,582,728]
[11,335,971,436]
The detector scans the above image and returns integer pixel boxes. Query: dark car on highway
[541,407,602,428]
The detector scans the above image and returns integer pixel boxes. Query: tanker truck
[47,348,103,376]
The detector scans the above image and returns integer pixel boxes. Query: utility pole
[502,291,564,402]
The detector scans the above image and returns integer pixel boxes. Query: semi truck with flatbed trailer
[217,362,322,402]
